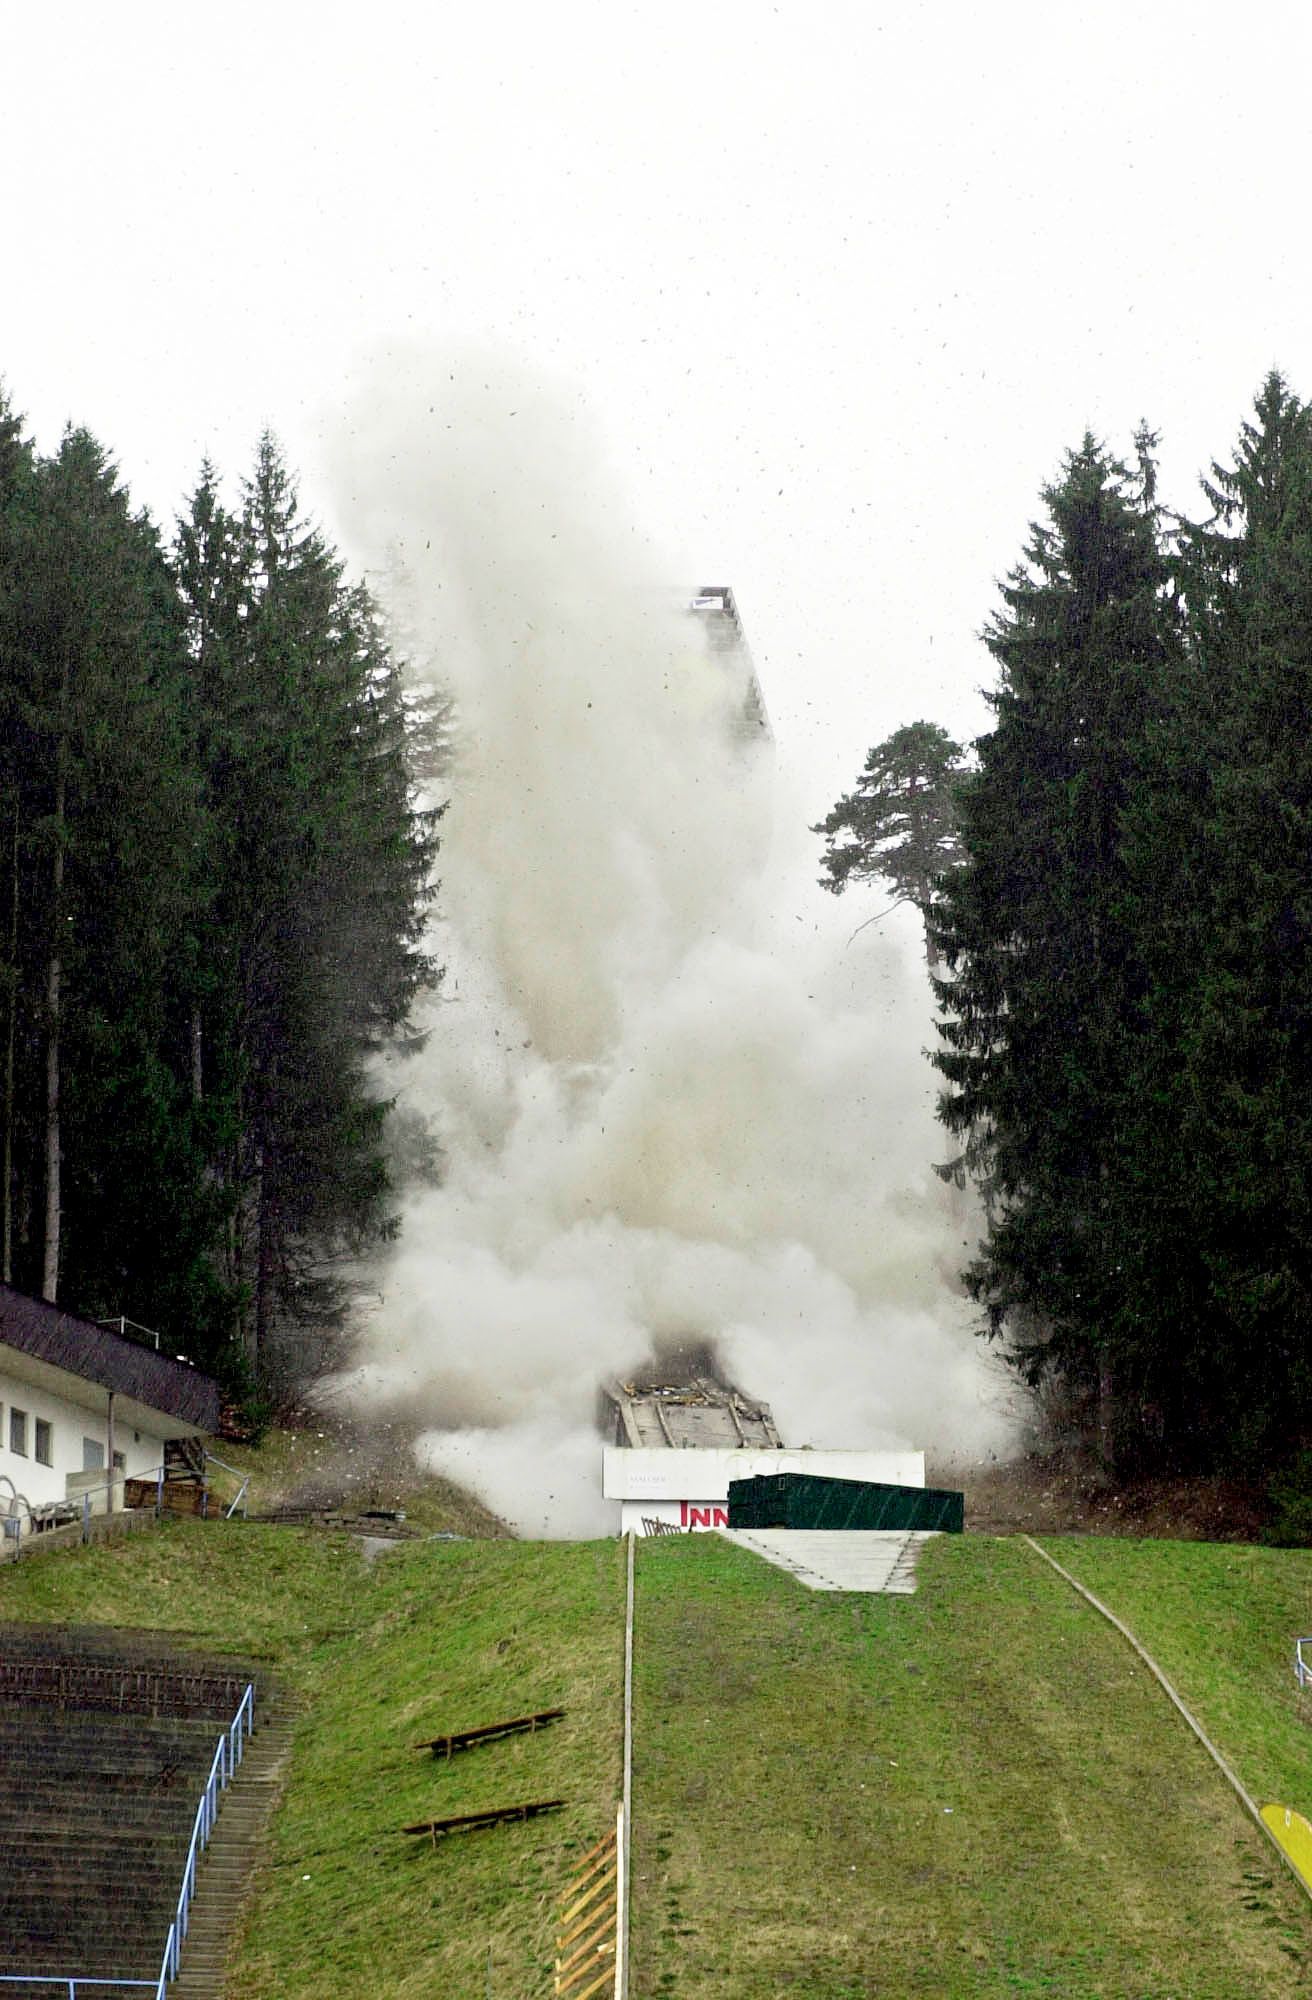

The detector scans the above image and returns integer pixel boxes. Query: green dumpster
[727,1471,964,1533]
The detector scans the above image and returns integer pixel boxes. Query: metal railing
[95,1316,165,1353]
[159,1684,255,1988]
[3,1466,165,1559]
[1,1455,246,1557]
[0,1979,160,1995]
[0,1681,254,2000]
[1296,1637,1312,1688]
[203,1452,250,1520]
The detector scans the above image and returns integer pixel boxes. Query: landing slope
[631,1533,1312,1998]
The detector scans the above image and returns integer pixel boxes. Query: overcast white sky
[6,0,1312,817]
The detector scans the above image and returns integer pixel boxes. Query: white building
[0,1284,219,1527]
[603,1446,926,1536]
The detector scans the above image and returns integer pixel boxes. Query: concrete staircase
[169,1704,297,1999]
[0,1625,281,1994]
[718,1527,940,1592]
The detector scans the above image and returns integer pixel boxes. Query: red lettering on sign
[675,1501,730,1531]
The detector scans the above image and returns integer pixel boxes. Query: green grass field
[1037,1536,1312,1814]
[1,1519,624,1998]
[7,1492,1312,1998]
[630,1533,1312,1999]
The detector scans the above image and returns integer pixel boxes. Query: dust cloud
[327,344,1017,1536]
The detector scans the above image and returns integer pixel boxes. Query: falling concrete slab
[718,1528,938,1594]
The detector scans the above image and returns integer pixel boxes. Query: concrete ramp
[718,1528,937,1594]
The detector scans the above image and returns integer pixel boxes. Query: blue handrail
[0,1982,157,1994]
[0,1681,256,1999]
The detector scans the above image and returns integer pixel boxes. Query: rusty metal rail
[412,1706,565,1760]
[402,1798,565,1845]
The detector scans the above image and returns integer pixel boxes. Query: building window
[34,1420,52,1468]
[9,1409,27,1457]
[82,1437,104,1473]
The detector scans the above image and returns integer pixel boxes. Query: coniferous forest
[0,389,436,1407]
[823,372,1312,1477]
[10,370,1312,1474]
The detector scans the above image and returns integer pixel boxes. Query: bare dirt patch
[936,1449,1268,1541]
[215,1413,512,1538]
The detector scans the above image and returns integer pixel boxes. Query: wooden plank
[555,1813,619,2000]
[412,1706,566,1758]
[400,1797,565,1838]
[562,1840,617,1896]
[558,1860,617,1931]
[558,1966,615,2000]
[560,1866,616,1925]
[565,1828,617,1876]
[560,1857,617,1919]
[552,1896,616,1960]
[557,1961,615,1999]
[556,1915,616,1981]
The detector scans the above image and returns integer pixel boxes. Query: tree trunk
[42,686,68,1304]
[2,797,18,1284]
[1097,1354,1117,1471]
[190,1007,203,1102]
[916,870,941,970]
[252,1142,275,1378]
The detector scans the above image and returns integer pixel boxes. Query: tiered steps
[0,1625,275,1989]
[169,1705,297,2000]
[717,1527,939,1592]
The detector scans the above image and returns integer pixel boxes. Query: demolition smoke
[329,345,1016,1535]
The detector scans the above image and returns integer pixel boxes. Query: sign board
[604,1446,925,1536]
[1261,1802,1312,1891]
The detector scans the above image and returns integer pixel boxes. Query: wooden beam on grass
[412,1706,566,1760]
[401,1798,566,1844]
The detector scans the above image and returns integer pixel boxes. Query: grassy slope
[0,1521,624,1999]
[631,1533,1312,1999]
[10,1506,1312,1999]
[1038,1536,1312,1814]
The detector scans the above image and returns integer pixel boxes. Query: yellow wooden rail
[555,1815,620,1998]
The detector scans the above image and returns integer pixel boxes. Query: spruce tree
[3,427,227,1344]
[0,389,40,1287]
[932,437,1178,1460]
[174,437,436,1387]
[1164,375,1312,1456]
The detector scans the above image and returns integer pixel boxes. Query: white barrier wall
[0,1367,167,1513]
[603,1446,926,1535]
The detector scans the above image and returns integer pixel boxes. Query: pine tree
[1162,375,1312,1456]
[931,437,1178,1460]
[173,437,436,1387]
[0,388,40,1287]
[813,721,966,964]
[2,426,227,1344]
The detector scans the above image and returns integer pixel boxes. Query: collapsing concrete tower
[601,1374,784,1451]
[689,586,771,745]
